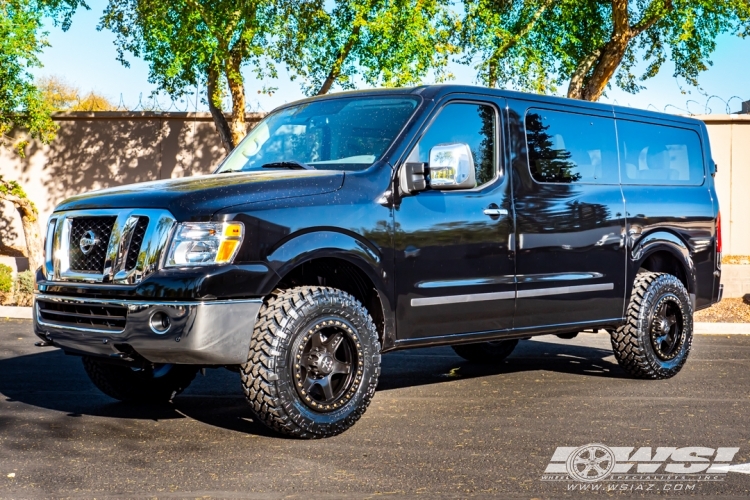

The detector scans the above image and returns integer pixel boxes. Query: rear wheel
[82,357,198,403]
[610,272,693,379]
[241,286,381,439]
[451,339,519,364]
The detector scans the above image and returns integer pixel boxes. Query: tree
[37,75,117,111]
[0,177,43,273]
[461,0,750,101]
[101,0,278,153]
[459,0,553,91]
[0,0,86,155]
[543,0,750,101]
[278,0,459,96]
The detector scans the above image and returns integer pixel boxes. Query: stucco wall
[0,112,262,251]
[698,115,750,256]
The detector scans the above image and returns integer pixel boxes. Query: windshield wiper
[261,161,314,170]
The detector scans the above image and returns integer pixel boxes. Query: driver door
[394,98,516,340]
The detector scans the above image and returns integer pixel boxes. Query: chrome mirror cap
[428,143,477,190]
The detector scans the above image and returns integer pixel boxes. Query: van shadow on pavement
[0,336,623,437]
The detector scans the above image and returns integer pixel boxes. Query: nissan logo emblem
[79,230,100,255]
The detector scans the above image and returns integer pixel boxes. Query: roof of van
[278,84,703,128]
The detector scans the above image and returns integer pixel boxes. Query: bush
[14,270,34,306]
[0,264,12,293]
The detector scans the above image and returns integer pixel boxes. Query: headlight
[166,222,244,267]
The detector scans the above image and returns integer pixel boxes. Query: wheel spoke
[330,360,351,375]
[326,332,344,353]
[318,376,335,400]
[302,376,316,393]
[309,332,325,350]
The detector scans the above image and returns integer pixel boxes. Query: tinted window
[408,103,497,187]
[617,120,704,185]
[525,109,619,184]
[217,97,419,173]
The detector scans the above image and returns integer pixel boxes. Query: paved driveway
[1,319,749,498]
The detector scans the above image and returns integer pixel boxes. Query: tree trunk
[566,0,668,101]
[225,51,247,148]
[0,179,43,272]
[316,23,363,95]
[207,64,235,153]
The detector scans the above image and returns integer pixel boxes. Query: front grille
[37,299,127,331]
[68,216,117,273]
[125,217,149,270]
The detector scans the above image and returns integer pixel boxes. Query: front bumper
[33,294,263,365]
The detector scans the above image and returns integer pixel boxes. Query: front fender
[266,230,383,283]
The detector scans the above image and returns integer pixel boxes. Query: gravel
[695,297,750,323]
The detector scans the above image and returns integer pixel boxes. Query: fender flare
[264,230,395,346]
[631,230,697,295]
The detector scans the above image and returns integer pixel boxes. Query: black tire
[241,286,381,439]
[451,339,519,364]
[610,272,693,379]
[82,357,198,403]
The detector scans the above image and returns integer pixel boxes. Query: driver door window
[408,102,498,187]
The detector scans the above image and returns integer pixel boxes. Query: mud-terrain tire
[241,286,381,439]
[610,272,693,379]
[451,339,519,364]
[82,357,198,403]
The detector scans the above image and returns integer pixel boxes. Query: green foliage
[0,0,87,155]
[101,0,273,100]
[14,269,35,306]
[278,0,459,96]
[0,264,12,293]
[460,0,750,99]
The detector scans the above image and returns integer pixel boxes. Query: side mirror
[428,143,476,190]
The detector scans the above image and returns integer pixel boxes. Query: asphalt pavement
[1,318,750,499]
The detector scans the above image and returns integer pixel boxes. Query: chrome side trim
[517,283,614,298]
[45,208,176,285]
[411,282,615,307]
[416,276,515,289]
[411,291,514,307]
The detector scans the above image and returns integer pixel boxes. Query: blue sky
[35,1,750,115]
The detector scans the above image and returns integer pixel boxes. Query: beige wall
[698,115,750,256]
[1,112,748,256]
[0,112,262,251]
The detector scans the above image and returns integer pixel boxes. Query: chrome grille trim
[45,208,176,285]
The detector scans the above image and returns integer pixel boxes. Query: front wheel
[82,357,198,403]
[610,272,693,379]
[241,286,381,439]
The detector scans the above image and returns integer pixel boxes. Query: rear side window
[525,109,619,184]
[617,120,705,185]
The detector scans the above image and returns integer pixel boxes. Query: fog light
[149,311,171,334]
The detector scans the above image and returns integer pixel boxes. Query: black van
[34,85,722,438]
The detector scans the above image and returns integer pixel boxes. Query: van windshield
[216,96,420,173]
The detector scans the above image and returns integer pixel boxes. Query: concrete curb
[694,322,750,335]
[1,306,748,334]
[0,306,32,319]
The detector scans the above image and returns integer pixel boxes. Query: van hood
[54,170,345,220]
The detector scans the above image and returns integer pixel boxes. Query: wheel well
[276,258,385,344]
[638,250,689,292]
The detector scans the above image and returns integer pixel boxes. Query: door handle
[483,207,508,216]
